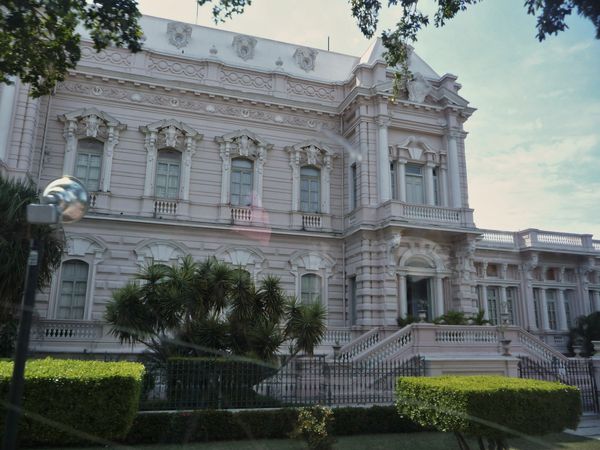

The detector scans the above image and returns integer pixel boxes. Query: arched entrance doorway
[397,253,446,322]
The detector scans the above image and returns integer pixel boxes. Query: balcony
[479,228,598,254]
[31,319,104,341]
[365,200,475,229]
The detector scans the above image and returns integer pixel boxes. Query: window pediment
[134,239,188,265]
[140,119,202,153]
[390,136,439,163]
[215,129,272,160]
[287,140,335,168]
[59,107,126,141]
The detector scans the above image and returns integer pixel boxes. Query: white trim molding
[215,245,266,282]
[215,129,272,208]
[289,250,336,308]
[139,119,203,201]
[58,107,126,192]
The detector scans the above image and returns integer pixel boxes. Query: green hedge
[396,375,581,439]
[0,358,144,446]
[125,406,423,445]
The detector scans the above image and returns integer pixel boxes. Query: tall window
[546,290,558,330]
[156,149,181,199]
[405,163,424,204]
[75,138,103,192]
[300,166,320,213]
[486,286,499,325]
[57,260,89,319]
[351,163,358,209]
[533,288,541,329]
[301,273,321,303]
[231,158,253,206]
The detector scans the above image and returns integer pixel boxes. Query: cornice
[57,72,340,133]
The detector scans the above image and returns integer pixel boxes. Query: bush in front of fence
[164,357,280,409]
[124,406,423,445]
[0,358,144,447]
[396,375,581,450]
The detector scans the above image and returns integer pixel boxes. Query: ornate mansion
[1,15,599,359]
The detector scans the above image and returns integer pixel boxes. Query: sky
[138,0,600,237]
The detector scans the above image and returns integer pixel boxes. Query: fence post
[590,341,600,411]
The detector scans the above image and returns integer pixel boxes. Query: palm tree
[0,176,63,356]
[105,257,327,362]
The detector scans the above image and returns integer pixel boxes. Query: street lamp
[2,176,89,450]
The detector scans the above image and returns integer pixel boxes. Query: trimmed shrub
[125,405,422,445]
[0,358,144,446]
[396,376,581,448]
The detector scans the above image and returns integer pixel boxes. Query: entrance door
[407,276,432,320]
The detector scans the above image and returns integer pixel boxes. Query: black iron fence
[140,355,425,411]
[518,356,599,413]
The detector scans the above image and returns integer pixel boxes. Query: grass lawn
[36,432,600,450]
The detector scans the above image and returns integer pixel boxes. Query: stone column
[288,148,300,211]
[594,291,600,312]
[500,286,508,322]
[435,276,445,317]
[398,158,407,202]
[219,141,232,204]
[424,162,435,206]
[557,289,569,331]
[398,274,408,318]
[540,288,550,331]
[143,131,157,197]
[254,144,266,208]
[376,116,391,203]
[446,130,462,208]
[321,154,332,214]
[481,285,490,321]
[0,79,17,164]
[439,162,448,207]
[358,121,370,206]
[62,118,78,176]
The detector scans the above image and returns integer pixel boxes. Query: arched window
[57,260,89,319]
[230,158,253,206]
[301,273,321,304]
[300,166,320,213]
[155,149,181,199]
[75,138,103,192]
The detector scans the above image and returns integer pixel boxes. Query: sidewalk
[566,414,600,440]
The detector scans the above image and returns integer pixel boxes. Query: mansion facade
[1,15,599,357]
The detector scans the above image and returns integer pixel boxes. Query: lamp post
[2,176,89,450]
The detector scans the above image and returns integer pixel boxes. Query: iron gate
[518,356,599,413]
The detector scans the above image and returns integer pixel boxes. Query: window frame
[405,163,425,204]
[300,166,321,213]
[155,149,182,200]
[230,157,254,207]
[301,273,322,304]
[74,138,103,192]
[55,259,90,320]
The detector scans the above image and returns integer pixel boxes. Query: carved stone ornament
[407,72,432,103]
[232,35,257,61]
[167,21,192,49]
[293,47,317,72]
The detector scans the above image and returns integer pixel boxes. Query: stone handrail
[593,240,600,251]
[354,326,414,365]
[338,327,382,362]
[479,230,517,247]
[302,214,322,229]
[154,199,177,215]
[31,319,104,341]
[515,328,569,363]
[323,327,352,345]
[403,204,460,223]
[435,327,498,344]
[231,207,252,222]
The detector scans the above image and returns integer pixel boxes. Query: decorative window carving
[215,246,266,282]
[232,35,257,61]
[140,119,202,201]
[287,140,335,214]
[59,108,126,192]
[215,130,272,208]
[293,47,317,72]
[167,21,192,49]
[134,239,188,266]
